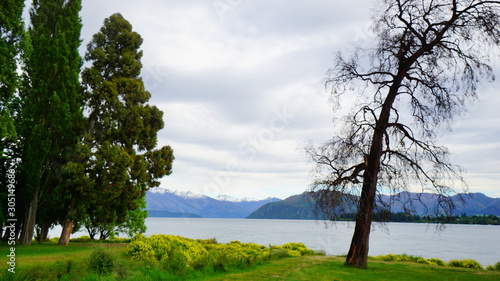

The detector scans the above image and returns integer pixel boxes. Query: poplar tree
[0,0,24,238]
[18,0,83,245]
[58,13,174,244]
[0,0,24,142]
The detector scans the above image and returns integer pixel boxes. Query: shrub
[448,259,483,269]
[49,237,60,243]
[373,254,445,266]
[127,234,209,274]
[126,239,160,267]
[267,249,291,260]
[486,262,500,271]
[70,236,95,243]
[127,234,321,275]
[87,248,115,276]
[282,242,316,256]
[107,237,133,243]
[427,258,446,266]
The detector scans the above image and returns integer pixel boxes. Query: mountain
[247,192,500,220]
[146,188,281,218]
[246,193,318,220]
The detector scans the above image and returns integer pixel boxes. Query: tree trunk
[58,219,74,245]
[20,188,40,245]
[345,78,402,267]
[59,196,77,245]
[37,223,50,243]
[345,172,378,267]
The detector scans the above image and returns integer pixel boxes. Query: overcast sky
[37,0,500,199]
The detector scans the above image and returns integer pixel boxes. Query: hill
[247,191,500,220]
[146,188,281,218]
[246,192,318,220]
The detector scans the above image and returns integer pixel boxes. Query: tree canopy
[18,0,84,245]
[0,4,173,245]
[56,13,174,245]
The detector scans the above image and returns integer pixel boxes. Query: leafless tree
[306,0,499,268]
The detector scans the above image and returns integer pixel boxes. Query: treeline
[337,213,500,225]
[0,1,173,245]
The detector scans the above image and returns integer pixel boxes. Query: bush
[49,237,60,243]
[373,254,445,266]
[127,234,321,275]
[202,241,270,271]
[87,248,115,276]
[70,236,95,243]
[427,258,446,266]
[127,234,209,274]
[486,262,500,271]
[267,249,291,260]
[448,259,483,269]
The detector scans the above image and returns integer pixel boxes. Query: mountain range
[146,189,281,218]
[247,192,500,220]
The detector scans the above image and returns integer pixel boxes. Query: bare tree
[306,0,499,268]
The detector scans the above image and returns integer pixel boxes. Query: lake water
[143,218,500,266]
[50,217,499,266]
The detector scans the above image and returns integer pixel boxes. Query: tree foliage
[69,13,174,240]
[0,0,24,235]
[17,0,83,245]
[0,4,173,244]
[307,0,499,268]
[0,0,24,143]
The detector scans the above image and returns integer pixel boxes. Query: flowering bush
[448,259,483,269]
[126,234,322,275]
[127,234,209,274]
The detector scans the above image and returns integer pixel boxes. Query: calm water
[143,218,500,266]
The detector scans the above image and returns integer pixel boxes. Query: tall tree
[18,0,83,245]
[58,13,174,245]
[0,0,24,240]
[0,0,24,143]
[307,0,499,268]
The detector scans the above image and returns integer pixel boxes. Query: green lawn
[198,256,500,281]
[1,243,499,281]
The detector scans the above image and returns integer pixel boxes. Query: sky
[28,0,500,199]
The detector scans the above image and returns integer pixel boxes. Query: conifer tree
[58,13,174,244]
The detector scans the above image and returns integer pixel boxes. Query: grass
[197,256,500,281]
[0,242,127,280]
[1,242,499,281]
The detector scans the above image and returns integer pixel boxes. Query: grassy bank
[1,241,499,280]
[200,256,500,281]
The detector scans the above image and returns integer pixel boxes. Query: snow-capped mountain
[146,188,281,218]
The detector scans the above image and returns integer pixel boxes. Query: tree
[58,13,174,245]
[0,0,24,240]
[0,0,24,143]
[83,197,148,240]
[306,0,499,268]
[18,0,83,245]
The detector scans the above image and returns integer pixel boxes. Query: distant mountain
[246,193,318,220]
[146,188,281,218]
[247,192,500,220]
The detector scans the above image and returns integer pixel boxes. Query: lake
[50,217,499,266]
[143,218,499,266]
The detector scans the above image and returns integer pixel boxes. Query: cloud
[75,0,500,199]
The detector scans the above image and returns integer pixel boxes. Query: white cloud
[75,0,500,199]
